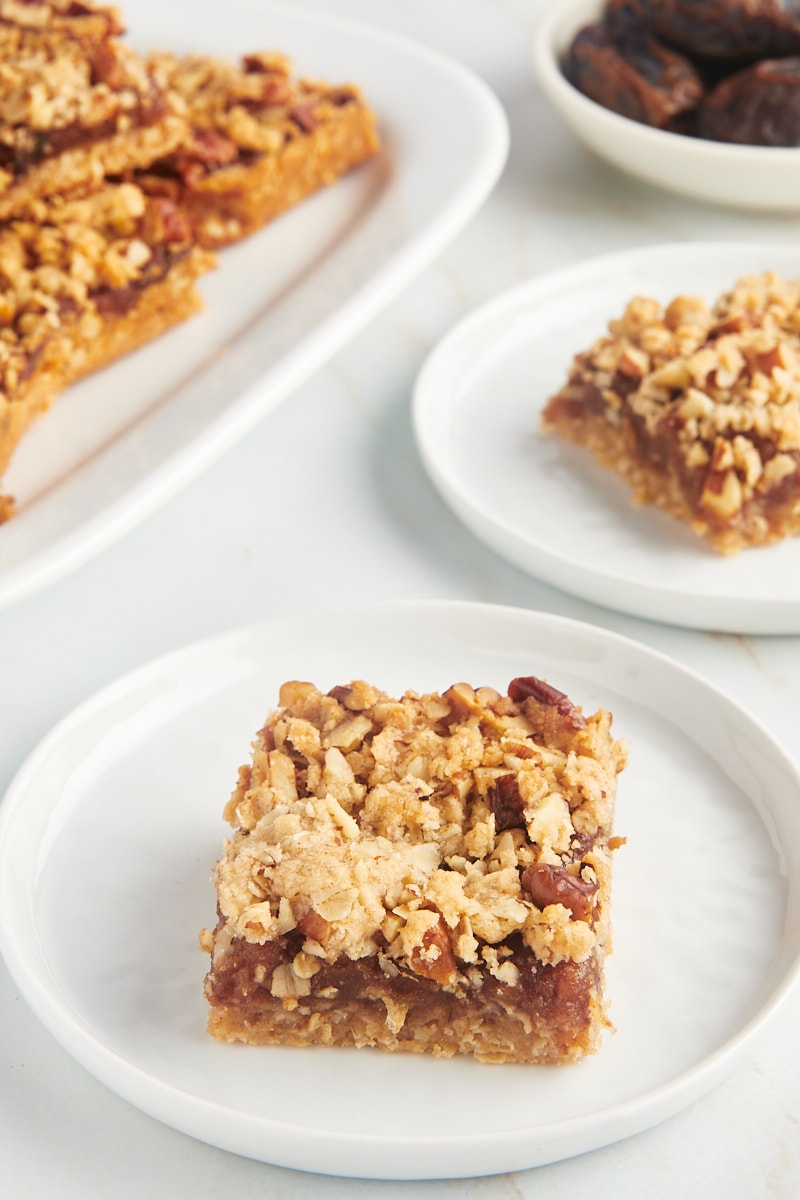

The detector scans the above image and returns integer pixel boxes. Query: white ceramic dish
[1,599,799,1180]
[533,0,800,210]
[0,0,508,612]
[413,241,800,634]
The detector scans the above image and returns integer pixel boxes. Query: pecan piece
[290,103,318,132]
[521,863,599,921]
[260,76,293,107]
[507,677,587,752]
[410,916,457,983]
[508,675,581,718]
[297,907,331,947]
[142,196,192,245]
[189,128,240,167]
[89,43,127,90]
[487,773,526,832]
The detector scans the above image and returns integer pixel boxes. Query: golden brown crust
[139,50,380,248]
[203,677,626,1064]
[542,271,800,554]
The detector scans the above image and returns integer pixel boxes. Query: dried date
[565,2,800,144]
[633,0,800,63]
[566,21,704,129]
[698,56,800,144]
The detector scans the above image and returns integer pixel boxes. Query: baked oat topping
[203,676,626,1063]
[542,271,800,553]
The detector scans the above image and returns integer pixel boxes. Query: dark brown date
[626,0,800,62]
[698,55,800,143]
[566,21,704,128]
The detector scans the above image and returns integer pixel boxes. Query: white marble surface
[2,0,800,1195]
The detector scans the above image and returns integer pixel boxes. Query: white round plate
[413,242,800,634]
[1,601,799,1179]
[534,0,800,211]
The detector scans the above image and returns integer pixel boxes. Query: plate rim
[1,598,800,1177]
[412,240,800,635]
[0,0,509,613]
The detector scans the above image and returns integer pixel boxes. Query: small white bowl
[533,0,800,210]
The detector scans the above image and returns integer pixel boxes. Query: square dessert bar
[0,181,214,488]
[202,676,626,1064]
[0,0,186,220]
[541,271,800,555]
[138,49,380,248]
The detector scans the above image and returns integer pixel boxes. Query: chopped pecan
[142,195,192,244]
[507,677,587,749]
[188,128,239,167]
[259,76,293,107]
[296,907,331,947]
[410,915,457,983]
[521,863,599,921]
[89,42,127,89]
[487,773,526,832]
[290,103,318,132]
[508,676,578,717]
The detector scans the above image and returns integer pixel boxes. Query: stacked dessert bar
[0,0,379,516]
